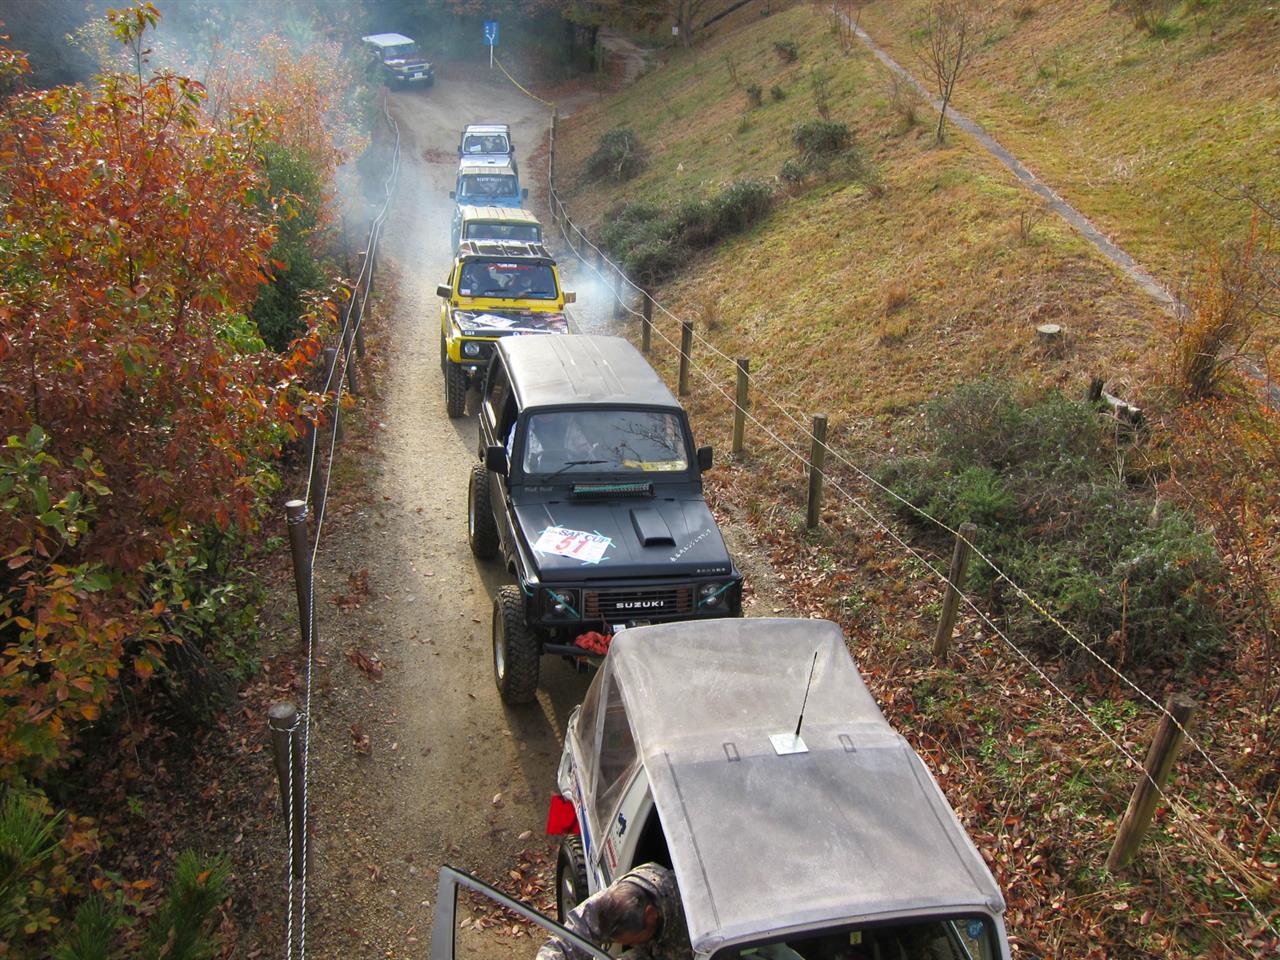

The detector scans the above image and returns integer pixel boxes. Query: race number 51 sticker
[534,526,612,564]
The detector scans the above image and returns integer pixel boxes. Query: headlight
[698,582,730,609]
[544,588,580,619]
[462,341,481,358]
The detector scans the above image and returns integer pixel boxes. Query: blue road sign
[483,21,499,46]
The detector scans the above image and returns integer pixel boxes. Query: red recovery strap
[545,794,580,835]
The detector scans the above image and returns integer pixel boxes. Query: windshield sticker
[622,459,687,472]
[456,310,567,335]
[534,526,613,564]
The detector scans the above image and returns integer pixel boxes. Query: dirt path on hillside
[303,76,594,959]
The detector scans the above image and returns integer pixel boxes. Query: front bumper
[392,67,434,83]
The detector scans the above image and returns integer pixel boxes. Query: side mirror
[448,190,456,200]
[562,290,576,304]
[436,283,452,299]
[697,445,714,471]
[484,444,509,476]
[522,188,530,199]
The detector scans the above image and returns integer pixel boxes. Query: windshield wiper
[544,459,608,479]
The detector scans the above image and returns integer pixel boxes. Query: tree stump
[1036,323,1064,356]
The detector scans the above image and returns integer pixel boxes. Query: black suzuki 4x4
[469,335,743,704]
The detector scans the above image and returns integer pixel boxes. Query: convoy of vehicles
[436,240,573,418]
[361,33,434,86]
[421,115,1009,953]
[468,335,743,704]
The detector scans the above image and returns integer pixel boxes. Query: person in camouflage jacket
[536,863,691,960]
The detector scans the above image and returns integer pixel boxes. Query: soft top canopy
[602,619,1005,953]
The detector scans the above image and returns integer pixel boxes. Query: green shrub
[780,158,808,183]
[792,118,852,158]
[877,380,1223,668]
[745,83,763,108]
[585,127,647,182]
[771,84,787,101]
[250,143,327,352]
[773,39,798,62]
[712,178,774,235]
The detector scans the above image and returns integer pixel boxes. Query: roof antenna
[769,650,818,756]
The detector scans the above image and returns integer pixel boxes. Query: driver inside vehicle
[536,863,691,960]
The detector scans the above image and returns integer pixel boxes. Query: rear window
[459,174,519,200]
[464,222,541,244]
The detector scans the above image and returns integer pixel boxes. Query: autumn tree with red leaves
[0,3,329,781]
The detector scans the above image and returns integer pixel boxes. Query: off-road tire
[556,835,589,922]
[493,585,539,704]
[468,463,499,560]
[444,361,467,418]
[439,331,447,371]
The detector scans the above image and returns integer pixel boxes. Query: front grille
[583,586,694,620]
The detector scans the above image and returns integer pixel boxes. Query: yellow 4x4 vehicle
[436,240,574,418]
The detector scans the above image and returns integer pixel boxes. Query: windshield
[521,410,690,476]
[383,43,419,58]
[465,222,541,244]
[457,261,557,299]
[717,918,1000,960]
[463,133,511,155]
[459,174,519,200]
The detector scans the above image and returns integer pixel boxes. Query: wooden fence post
[732,358,749,456]
[268,701,305,880]
[549,108,558,186]
[933,522,977,660]
[1106,694,1197,871]
[613,270,625,324]
[678,321,693,396]
[641,292,653,354]
[805,414,828,529]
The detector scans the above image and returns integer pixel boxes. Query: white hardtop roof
[458,205,540,224]
[463,123,511,134]
[604,619,1005,952]
[458,157,515,174]
[362,33,415,47]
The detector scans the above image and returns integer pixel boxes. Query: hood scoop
[571,481,653,500]
[630,507,675,547]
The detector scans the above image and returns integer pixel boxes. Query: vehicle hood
[512,493,735,582]
[451,308,567,335]
[387,55,430,69]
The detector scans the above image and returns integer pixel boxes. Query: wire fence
[491,58,1280,948]
[272,89,402,960]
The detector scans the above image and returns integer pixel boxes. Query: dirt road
[304,74,592,958]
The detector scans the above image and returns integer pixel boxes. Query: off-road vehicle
[468,335,743,703]
[436,240,573,418]
[429,619,1013,960]
[449,157,527,209]
[361,33,434,86]
[457,122,517,171]
[451,204,542,251]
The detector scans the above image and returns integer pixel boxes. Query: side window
[484,359,510,427]
[593,673,638,829]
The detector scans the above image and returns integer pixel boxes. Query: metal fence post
[805,414,828,529]
[268,701,305,880]
[285,500,313,656]
[1106,694,1197,871]
[933,521,977,660]
[678,321,693,396]
[733,358,750,456]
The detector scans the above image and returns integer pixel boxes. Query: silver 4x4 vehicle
[362,33,434,86]
[430,619,1012,960]
[470,335,742,704]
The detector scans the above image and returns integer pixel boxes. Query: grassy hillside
[557,4,1170,419]
[553,4,1280,957]
[857,0,1280,296]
